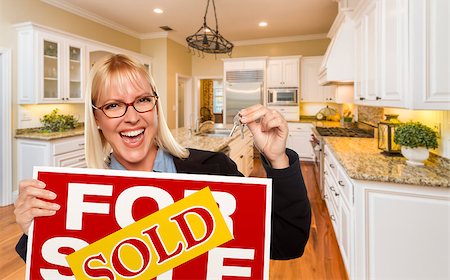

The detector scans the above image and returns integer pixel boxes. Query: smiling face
[93,70,158,171]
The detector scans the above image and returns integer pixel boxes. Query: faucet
[196,120,215,133]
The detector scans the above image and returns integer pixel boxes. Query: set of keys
[228,113,245,139]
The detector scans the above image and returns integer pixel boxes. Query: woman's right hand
[14,179,60,235]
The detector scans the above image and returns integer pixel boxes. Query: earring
[97,126,101,130]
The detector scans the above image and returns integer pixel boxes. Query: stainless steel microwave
[267,87,298,105]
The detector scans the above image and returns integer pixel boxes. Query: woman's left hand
[239,104,289,169]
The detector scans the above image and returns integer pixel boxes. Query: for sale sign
[26,166,272,280]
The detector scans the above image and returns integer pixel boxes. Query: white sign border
[26,166,273,280]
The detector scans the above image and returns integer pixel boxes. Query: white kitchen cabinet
[353,0,378,103]
[268,105,299,122]
[324,144,354,278]
[301,57,353,104]
[376,0,407,106]
[229,131,254,177]
[354,181,450,279]
[287,123,314,161]
[17,136,86,182]
[353,0,449,109]
[406,0,450,109]
[223,58,267,71]
[267,57,300,87]
[16,23,85,104]
[323,143,450,280]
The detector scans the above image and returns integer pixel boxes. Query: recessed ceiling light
[153,8,163,14]
[259,22,268,27]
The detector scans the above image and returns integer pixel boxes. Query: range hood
[319,12,355,86]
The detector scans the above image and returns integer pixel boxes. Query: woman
[14,54,311,261]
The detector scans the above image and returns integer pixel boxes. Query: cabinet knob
[338,180,345,186]
[359,97,365,101]
[330,163,335,169]
[376,96,382,100]
[330,214,336,221]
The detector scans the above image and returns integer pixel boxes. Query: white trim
[41,0,141,38]
[233,33,328,46]
[175,74,193,129]
[0,48,13,206]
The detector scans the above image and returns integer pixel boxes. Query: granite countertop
[290,116,342,128]
[15,124,85,140]
[325,137,450,188]
[171,126,241,152]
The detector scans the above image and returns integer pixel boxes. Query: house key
[228,113,245,139]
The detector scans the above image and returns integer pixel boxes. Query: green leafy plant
[394,121,438,149]
[40,109,79,132]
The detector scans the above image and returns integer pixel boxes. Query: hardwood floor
[253,161,349,280]
[0,160,347,280]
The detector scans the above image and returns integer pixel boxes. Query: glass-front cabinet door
[42,39,61,101]
[67,42,84,101]
[39,35,85,103]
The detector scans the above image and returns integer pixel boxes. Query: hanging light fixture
[186,0,233,56]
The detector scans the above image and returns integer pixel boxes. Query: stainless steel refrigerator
[224,70,264,124]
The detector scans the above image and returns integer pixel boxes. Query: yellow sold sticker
[66,187,233,279]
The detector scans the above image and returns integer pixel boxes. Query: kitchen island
[171,126,255,176]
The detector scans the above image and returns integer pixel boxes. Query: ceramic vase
[401,146,429,166]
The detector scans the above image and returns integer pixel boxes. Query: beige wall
[0,0,140,51]
[384,108,450,158]
[192,39,330,77]
[166,39,192,128]
[141,38,168,118]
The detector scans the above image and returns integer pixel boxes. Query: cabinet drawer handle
[338,180,345,186]
[324,170,328,175]
[329,163,335,169]
[360,97,365,100]
[330,214,336,221]
[324,194,328,199]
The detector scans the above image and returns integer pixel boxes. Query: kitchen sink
[196,129,232,138]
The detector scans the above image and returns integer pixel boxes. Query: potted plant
[394,121,438,166]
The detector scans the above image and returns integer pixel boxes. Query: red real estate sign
[26,167,272,280]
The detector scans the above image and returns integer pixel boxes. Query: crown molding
[233,33,328,46]
[41,0,141,38]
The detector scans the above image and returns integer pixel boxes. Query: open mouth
[120,129,145,144]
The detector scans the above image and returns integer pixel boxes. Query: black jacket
[16,148,311,261]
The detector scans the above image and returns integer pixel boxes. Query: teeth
[120,129,144,137]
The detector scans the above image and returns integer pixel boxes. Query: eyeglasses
[92,94,158,118]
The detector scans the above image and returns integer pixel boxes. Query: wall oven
[267,87,298,105]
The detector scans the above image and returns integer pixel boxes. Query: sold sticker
[66,187,233,279]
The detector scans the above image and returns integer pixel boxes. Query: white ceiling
[42,0,338,45]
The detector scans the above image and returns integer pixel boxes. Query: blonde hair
[85,54,189,169]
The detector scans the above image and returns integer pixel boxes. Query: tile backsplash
[18,104,85,129]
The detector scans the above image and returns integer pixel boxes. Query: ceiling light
[153,8,163,14]
[259,22,268,27]
[186,0,233,57]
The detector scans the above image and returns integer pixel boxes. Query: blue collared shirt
[109,148,177,173]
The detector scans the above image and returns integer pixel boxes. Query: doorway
[194,77,224,124]
[0,48,12,206]
[175,74,193,129]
